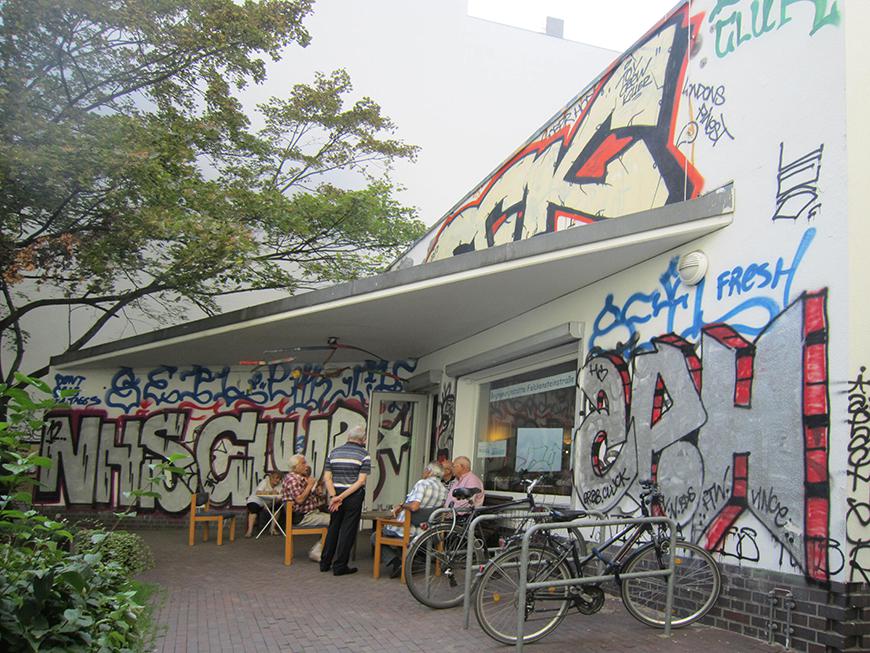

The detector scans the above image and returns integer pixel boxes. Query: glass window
[475,361,576,496]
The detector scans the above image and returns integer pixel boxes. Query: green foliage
[0,377,178,651]
[73,529,155,577]
[0,0,426,382]
[0,541,155,652]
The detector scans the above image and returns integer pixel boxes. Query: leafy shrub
[0,375,180,651]
[74,529,155,577]
[0,541,150,652]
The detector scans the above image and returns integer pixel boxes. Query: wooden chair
[284,505,328,566]
[373,507,435,583]
[188,492,237,546]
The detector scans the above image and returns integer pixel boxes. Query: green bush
[0,375,180,651]
[0,541,151,652]
[73,529,155,577]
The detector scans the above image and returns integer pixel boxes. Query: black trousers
[322,488,364,570]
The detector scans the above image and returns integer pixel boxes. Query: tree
[0,0,425,383]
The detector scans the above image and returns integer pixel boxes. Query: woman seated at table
[244,471,284,538]
[283,453,330,561]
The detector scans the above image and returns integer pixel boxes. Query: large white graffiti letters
[576,290,830,582]
[425,6,702,261]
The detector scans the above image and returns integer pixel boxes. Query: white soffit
[54,185,734,370]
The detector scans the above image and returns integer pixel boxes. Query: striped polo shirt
[324,441,371,490]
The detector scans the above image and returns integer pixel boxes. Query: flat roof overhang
[52,184,734,371]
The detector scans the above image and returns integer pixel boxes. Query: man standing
[321,425,370,576]
[373,461,447,578]
[283,453,329,561]
[445,455,485,509]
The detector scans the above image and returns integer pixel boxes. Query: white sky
[468,0,680,51]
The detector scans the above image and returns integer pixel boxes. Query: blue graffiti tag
[104,360,415,413]
[52,373,102,407]
[589,228,815,355]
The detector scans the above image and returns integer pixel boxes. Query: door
[366,392,432,511]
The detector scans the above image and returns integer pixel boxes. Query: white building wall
[418,0,855,586]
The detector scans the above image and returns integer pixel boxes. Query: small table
[255,494,285,539]
[361,509,394,523]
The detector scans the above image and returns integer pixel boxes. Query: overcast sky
[468,0,680,51]
[242,0,681,230]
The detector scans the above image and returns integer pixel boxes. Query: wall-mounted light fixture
[677,250,708,286]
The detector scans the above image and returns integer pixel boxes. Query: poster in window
[515,427,563,472]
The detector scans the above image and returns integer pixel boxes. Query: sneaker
[308,541,323,562]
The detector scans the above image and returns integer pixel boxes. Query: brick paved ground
[139,528,784,653]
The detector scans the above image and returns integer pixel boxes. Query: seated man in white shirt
[372,462,447,578]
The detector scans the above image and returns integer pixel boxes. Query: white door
[366,392,432,510]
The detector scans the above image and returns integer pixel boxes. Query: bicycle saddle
[550,508,589,521]
[451,487,481,500]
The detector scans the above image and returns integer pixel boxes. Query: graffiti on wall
[589,227,815,356]
[679,80,735,148]
[434,381,456,461]
[37,361,416,513]
[845,368,870,583]
[772,142,823,222]
[425,6,703,262]
[708,0,840,59]
[370,398,414,503]
[575,290,831,582]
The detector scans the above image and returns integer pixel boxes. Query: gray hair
[346,424,367,443]
[424,461,444,480]
[288,454,304,470]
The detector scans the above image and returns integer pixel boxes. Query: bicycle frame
[461,508,605,629]
[514,515,678,653]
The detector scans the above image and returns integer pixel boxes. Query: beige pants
[298,511,330,561]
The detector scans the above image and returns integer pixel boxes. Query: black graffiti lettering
[583,488,602,505]
[663,486,697,519]
[545,93,592,138]
[847,367,870,582]
[702,466,731,513]
[618,54,654,104]
[696,103,735,147]
[718,526,760,562]
[600,469,630,501]
[772,142,823,222]
[751,486,790,529]
[682,81,726,106]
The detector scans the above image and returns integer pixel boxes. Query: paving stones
[139,529,778,653]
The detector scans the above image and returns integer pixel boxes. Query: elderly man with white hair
[321,424,371,576]
[372,461,447,578]
[282,452,330,561]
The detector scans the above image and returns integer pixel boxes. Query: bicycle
[404,476,551,609]
[474,480,721,645]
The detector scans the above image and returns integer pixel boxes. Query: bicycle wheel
[474,545,571,645]
[621,540,721,628]
[405,526,480,609]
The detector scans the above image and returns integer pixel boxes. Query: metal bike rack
[766,587,796,649]
[514,515,678,652]
[462,510,606,629]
